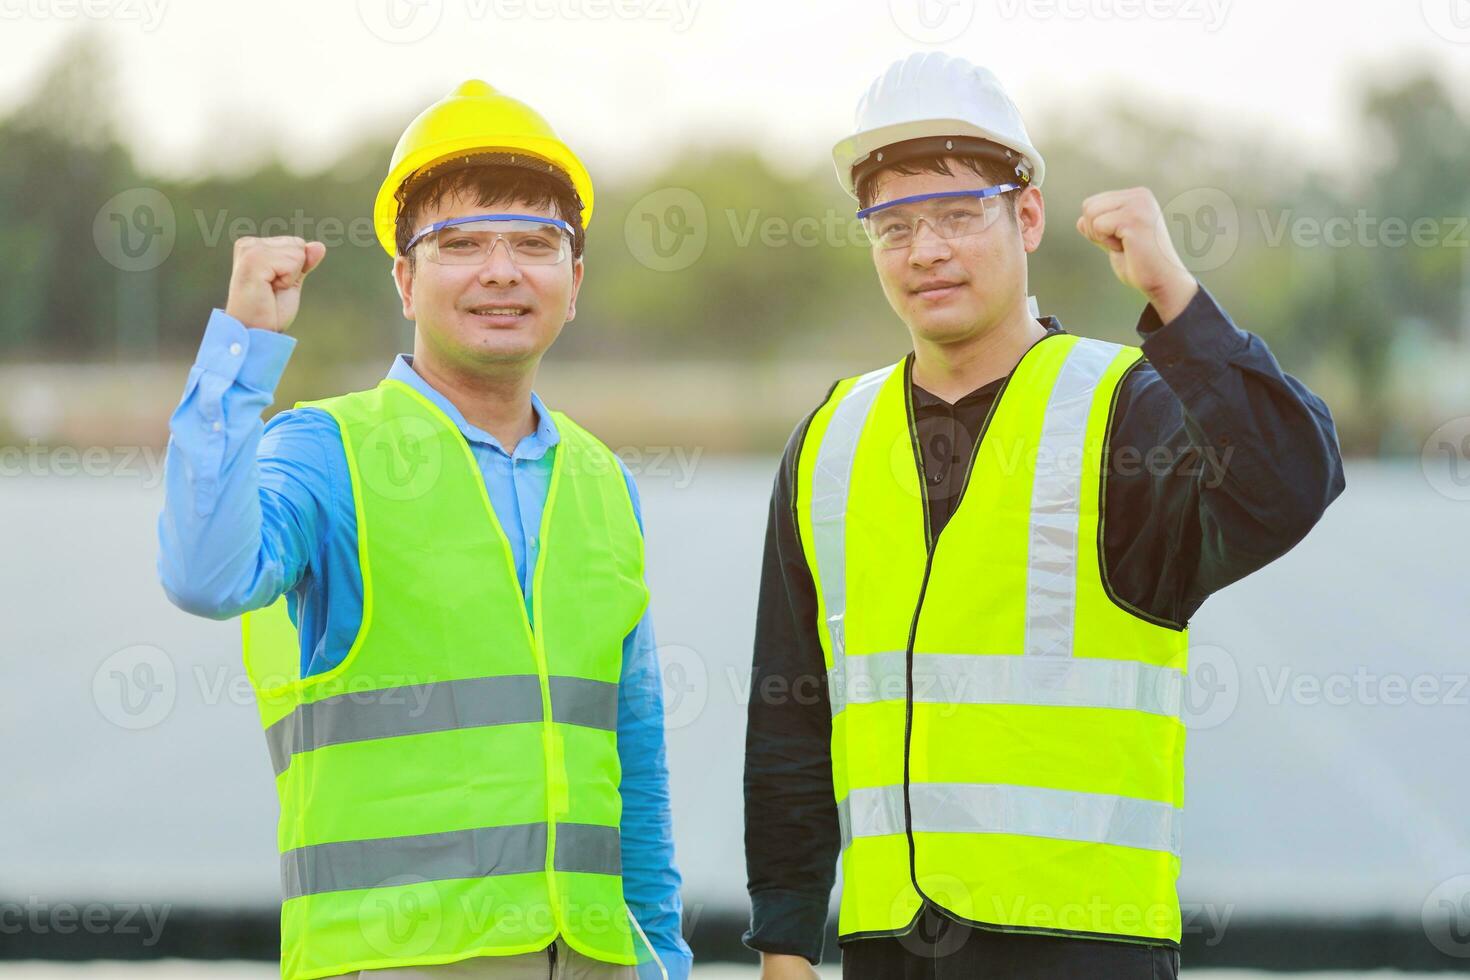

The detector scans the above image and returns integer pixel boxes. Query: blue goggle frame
[404,212,577,254]
[855,184,1023,220]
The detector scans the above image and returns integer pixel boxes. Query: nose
[477,237,522,286]
[907,217,952,268]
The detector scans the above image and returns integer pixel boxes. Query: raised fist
[224,236,327,333]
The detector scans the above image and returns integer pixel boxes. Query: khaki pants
[335,935,638,979]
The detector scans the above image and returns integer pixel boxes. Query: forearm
[156,309,308,618]
[617,611,693,979]
[743,704,840,964]
[1107,282,1347,621]
[743,461,841,965]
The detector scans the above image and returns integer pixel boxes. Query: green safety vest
[241,378,652,980]
[794,333,1189,947]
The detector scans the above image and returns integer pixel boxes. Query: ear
[1017,186,1045,254]
[392,254,415,320]
[565,256,585,323]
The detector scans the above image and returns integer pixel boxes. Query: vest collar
[909,318,1068,409]
[386,353,561,460]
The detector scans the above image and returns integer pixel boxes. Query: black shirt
[741,283,1346,965]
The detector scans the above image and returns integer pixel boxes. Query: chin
[907,307,985,344]
[471,325,561,363]
[467,337,546,365]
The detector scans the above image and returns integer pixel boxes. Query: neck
[909,298,1047,403]
[409,343,540,451]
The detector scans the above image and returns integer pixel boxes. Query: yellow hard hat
[372,79,594,257]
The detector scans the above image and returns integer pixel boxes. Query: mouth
[911,280,965,302]
[464,304,531,326]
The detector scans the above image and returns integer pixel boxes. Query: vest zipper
[529,459,567,946]
[547,937,558,978]
[476,419,567,947]
[896,336,1056,923]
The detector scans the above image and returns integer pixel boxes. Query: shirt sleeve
[155,308,332,621]
[615,464,694,980]
[741,417,841,965]
[1103,280,1347,626]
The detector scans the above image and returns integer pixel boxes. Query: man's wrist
[203,309,297,392]
[743,888,830,965]
[1145,273,1199,327]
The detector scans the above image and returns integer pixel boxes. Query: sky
[1,0,1467,185]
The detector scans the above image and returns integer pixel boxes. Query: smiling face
[866,156,1045,348]
[392,186,583,374]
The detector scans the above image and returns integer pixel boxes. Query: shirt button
[228,342,243,356]
[211,421,222,432]
[527,536,539,549]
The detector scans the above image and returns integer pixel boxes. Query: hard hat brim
[833,118,1045,200]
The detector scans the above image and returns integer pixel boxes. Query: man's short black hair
[854,152,1023,221]
[394,155,586,265]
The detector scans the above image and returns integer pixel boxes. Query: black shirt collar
[910,317,1068,410]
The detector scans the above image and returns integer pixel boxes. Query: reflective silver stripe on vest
[830,650,1182,717]
[839,783,1180,856]
[554,821,623,875]
[837,792,853,851]
[549,676,620,732]
[1025,338,1122,659]
[809,364,897,690]
[280,821,622,900]
[264,673,618,776]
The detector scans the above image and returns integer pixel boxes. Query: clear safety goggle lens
[859,191,1012,250]
[415,218,573,265]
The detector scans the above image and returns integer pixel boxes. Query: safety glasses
[857,185,1022,250]
[405,213,576,265]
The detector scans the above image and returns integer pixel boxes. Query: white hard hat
[832,52,1046,201]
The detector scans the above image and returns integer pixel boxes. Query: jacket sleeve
[1103,281,1347,627]
[741,417,841,965]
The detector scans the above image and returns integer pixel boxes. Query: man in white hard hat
[743,53,1344,979]
[157,81,691,979]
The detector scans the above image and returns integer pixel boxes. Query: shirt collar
[910,317,1068,410]
[385,353,560,459]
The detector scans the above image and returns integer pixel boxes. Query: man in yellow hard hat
[157,80,692,980]
[742,53,1345,979]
